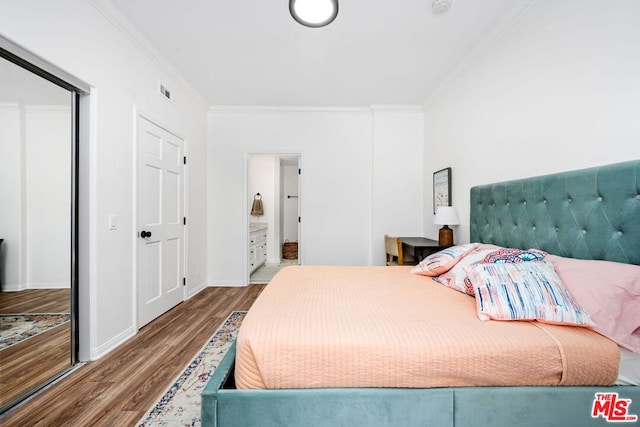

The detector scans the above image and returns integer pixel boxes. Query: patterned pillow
[464,260,594,327]
[433,244,501,294]
[457,247,548,294]
[481,247,547,264]
[410,243,479,277]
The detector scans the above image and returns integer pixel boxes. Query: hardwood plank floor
[0,289,72,411]
[0,289,70,314]
[0,285,265,426]
[0,323,71,409]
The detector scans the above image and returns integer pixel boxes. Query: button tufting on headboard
[470,160,640,265]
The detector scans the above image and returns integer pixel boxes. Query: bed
[202,160,640,426]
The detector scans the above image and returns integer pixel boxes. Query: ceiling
[107,0,526,107]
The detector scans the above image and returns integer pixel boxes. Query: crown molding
[370,105,424,113]
[87,0,209,110]
[209,105,372,114]
[0,102,19,111]
[209,105,424,114]
[422,0,537,110]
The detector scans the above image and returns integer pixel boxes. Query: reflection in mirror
[0,54,74,412]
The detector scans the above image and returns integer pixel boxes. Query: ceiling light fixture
[290,0,338,28]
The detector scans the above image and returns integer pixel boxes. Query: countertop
[250,223,268,233]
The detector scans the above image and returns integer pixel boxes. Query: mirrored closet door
[0,46,79,413]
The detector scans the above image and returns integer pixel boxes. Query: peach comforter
[235,266,619,389]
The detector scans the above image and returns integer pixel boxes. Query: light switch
[108,215,118,230]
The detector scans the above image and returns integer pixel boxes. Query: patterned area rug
[0,313,70,350]
[138,311,246,426]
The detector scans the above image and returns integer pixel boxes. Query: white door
[137,116,185,328]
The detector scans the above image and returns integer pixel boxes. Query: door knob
[140,230,152,238]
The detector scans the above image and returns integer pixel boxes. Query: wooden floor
[0,285,265,426]
[0,289,70,314]
[0,289,73,411]
[0,322,72,411]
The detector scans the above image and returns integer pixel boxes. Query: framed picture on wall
[433,167,452,214]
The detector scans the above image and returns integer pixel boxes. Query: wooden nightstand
[401,237,450,264]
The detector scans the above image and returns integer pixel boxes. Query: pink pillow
[433,244,501,294]
[546,255,640,353]
[410,243,479,277]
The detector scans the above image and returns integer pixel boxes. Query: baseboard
[185,281,208,299]
[0,283,26,292]
[29,282,71,289]
[0,282,70,291]
[207,281,246,288]
[90,325,136,361]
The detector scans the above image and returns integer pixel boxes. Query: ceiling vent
[159,81,173,102]
[432,0,452,14]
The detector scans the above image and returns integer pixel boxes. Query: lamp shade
[434,206,459,226]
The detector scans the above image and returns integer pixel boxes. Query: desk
[401,237,449,263]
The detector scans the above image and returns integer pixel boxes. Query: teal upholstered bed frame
[470,160,640,265]
[204,343,639,426]
[202,160,640,427]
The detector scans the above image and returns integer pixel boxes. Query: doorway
[247,154,300,284]
[136,115,185,328]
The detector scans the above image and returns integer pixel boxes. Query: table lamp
[434,206,459,246]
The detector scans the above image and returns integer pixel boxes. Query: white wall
[371,106,425,265]
[208,108,372,285]
[0,104,70,291]
[422,0,640,243]
[208,106,425,285]
[0,0,209,360]
[0,104,23,289]
[25,106,71,289]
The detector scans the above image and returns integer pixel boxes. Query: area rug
[137,311,246,427]
[0,313,70,350]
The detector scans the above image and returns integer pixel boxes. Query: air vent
[159,81,173,102]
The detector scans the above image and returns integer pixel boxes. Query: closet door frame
[0,34,90,413]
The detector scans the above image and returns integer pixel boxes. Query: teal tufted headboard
[470,160,640,265]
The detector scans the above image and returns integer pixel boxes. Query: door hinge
[183,156,187,165]
[183,277,186,286]
[298,216,301,223]
[298,168,301,175]
[183,217,186,225]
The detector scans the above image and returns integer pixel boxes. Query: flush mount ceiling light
[290,0,338,28]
